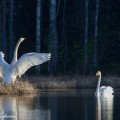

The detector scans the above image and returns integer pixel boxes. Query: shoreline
[0,75,120,95]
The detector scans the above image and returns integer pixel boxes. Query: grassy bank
[0,80,38,95]
[0,75,120,95]
[24,75,120,89]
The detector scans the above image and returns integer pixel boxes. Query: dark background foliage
[0,0,120,75]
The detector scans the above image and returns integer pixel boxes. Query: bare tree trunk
[56,0,60,18]
[93,0,100,70]
[0,2,2,49]
[36,0,41,75]
[64,36,67,73]
[48,0,58,74]
[9,0,14,62]
[83,0,89,75]
[61,0,67,72]
[2,0,7,60]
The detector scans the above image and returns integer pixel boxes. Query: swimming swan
[95,71,114,97]
[0,38,51,84]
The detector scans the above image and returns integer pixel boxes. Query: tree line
[0,0,120,75]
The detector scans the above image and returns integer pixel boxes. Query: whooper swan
[0,38,51,84]
[95,71,114,97]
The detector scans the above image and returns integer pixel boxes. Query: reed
[0,75,120,95]
[23,75,120,89]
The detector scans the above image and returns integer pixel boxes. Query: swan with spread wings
[0,38,51,84]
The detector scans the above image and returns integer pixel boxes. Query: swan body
[0,38,51,84]
[95,71,114,97]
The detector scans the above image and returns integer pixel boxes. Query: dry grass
[0,75,120,95]
[0,80,38,95]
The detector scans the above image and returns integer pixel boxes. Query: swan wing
[106,86,114,94]
[12,53,51,77]
[100,86,114,97]
[100,86,106,89]
[0,64,3,77]
[99,86,106,94]
[0,59,8,77]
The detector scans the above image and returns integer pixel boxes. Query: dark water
[0,89,120,120]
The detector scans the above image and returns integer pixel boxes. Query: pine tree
[36,0,41,74]
[83,0,89,74]
[93,0,100,70]
[9,0,14,62]
[48,0,58,74]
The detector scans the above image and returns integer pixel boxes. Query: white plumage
[0,38,51,84]
[95,71,114,97]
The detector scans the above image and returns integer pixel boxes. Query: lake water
[0,89,120,120]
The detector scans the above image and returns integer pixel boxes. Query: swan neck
[11,38,23,64]
[96,74,101,94]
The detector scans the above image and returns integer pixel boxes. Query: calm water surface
[0,89,120,120]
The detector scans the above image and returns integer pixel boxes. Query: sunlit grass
[0,79,38,95]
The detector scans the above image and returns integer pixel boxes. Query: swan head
[20,37,25,42]
[96,71,101,77]
[0,52,4,58]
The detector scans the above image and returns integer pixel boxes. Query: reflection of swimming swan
[95,71,114,97]
[0,38,51,83]
[96,96,114,120]
[96,97,101,120]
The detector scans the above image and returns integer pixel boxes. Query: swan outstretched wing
[0,58,8,77]
[0,63,9,77]
[13,53,51,77]
[0,65,3,77]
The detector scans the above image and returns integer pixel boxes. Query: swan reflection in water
[96,96,114,120]
[0,96,51,120]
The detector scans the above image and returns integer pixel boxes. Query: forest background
[0,0,119,76]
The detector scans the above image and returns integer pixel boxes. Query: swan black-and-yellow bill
[95,71,114,98]
[0,38,51,84]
